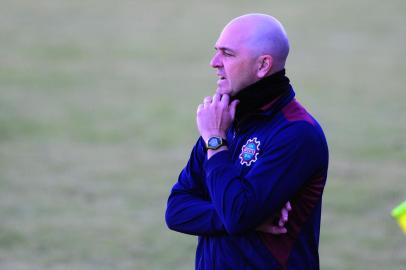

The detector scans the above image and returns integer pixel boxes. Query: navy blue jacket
[166,88,329,269]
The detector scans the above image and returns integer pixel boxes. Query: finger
[221,94,230,105]
[278,209,288,227]
[197,104,204,113]
[229,99,240,120]
[278,218,284,227]
[286,201,292,211]
[282,208,288,222]
[203,97,212,108]
[258,225,287,234]
[212,93,221,103]
[203,96,212,104]
[272,227,287,234]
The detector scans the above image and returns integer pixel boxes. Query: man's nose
[210,52,222,68]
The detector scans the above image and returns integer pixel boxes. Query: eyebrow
[215,46,236,54]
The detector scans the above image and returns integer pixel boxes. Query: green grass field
[1,0,405,269]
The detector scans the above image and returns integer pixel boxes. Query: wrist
[202,132,226,143]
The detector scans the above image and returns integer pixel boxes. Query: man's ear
[257,55,273,78]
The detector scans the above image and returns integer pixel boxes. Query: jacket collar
[232,69,295,126]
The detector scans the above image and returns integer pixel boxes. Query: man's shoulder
[280,98,317,126]
[264,99,328,152]
[257,98,321,132]
[258,99,325,140]
[278,98,327,142]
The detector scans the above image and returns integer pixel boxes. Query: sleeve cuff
[204,150,231,176]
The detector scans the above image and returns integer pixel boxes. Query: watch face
[208,137,221,148]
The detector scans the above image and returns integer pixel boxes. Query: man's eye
[223,51,233,57]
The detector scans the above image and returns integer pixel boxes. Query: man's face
[210,23,259,96]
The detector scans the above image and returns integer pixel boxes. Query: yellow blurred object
[391,200,406,235]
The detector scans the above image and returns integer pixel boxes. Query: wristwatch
[206,136,228,150]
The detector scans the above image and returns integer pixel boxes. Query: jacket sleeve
[204,122,328,235]
[165,138,226,236]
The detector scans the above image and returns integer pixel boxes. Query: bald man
[166,14,329,270]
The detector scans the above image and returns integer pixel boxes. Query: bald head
[222,13,290,73]
[211,13,290,95]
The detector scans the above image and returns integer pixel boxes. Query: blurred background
[0,0,405,269]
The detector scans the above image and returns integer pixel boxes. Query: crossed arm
[165,138,292,236]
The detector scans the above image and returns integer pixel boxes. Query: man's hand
[196,94,239,142]
[256,202,292,234]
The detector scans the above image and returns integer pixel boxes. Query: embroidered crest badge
[239,137,261,166]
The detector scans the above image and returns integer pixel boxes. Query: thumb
[229,99,240,120]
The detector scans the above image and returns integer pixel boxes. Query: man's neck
[233,69,291,121]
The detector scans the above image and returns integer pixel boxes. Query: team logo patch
[239,137,261,166]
